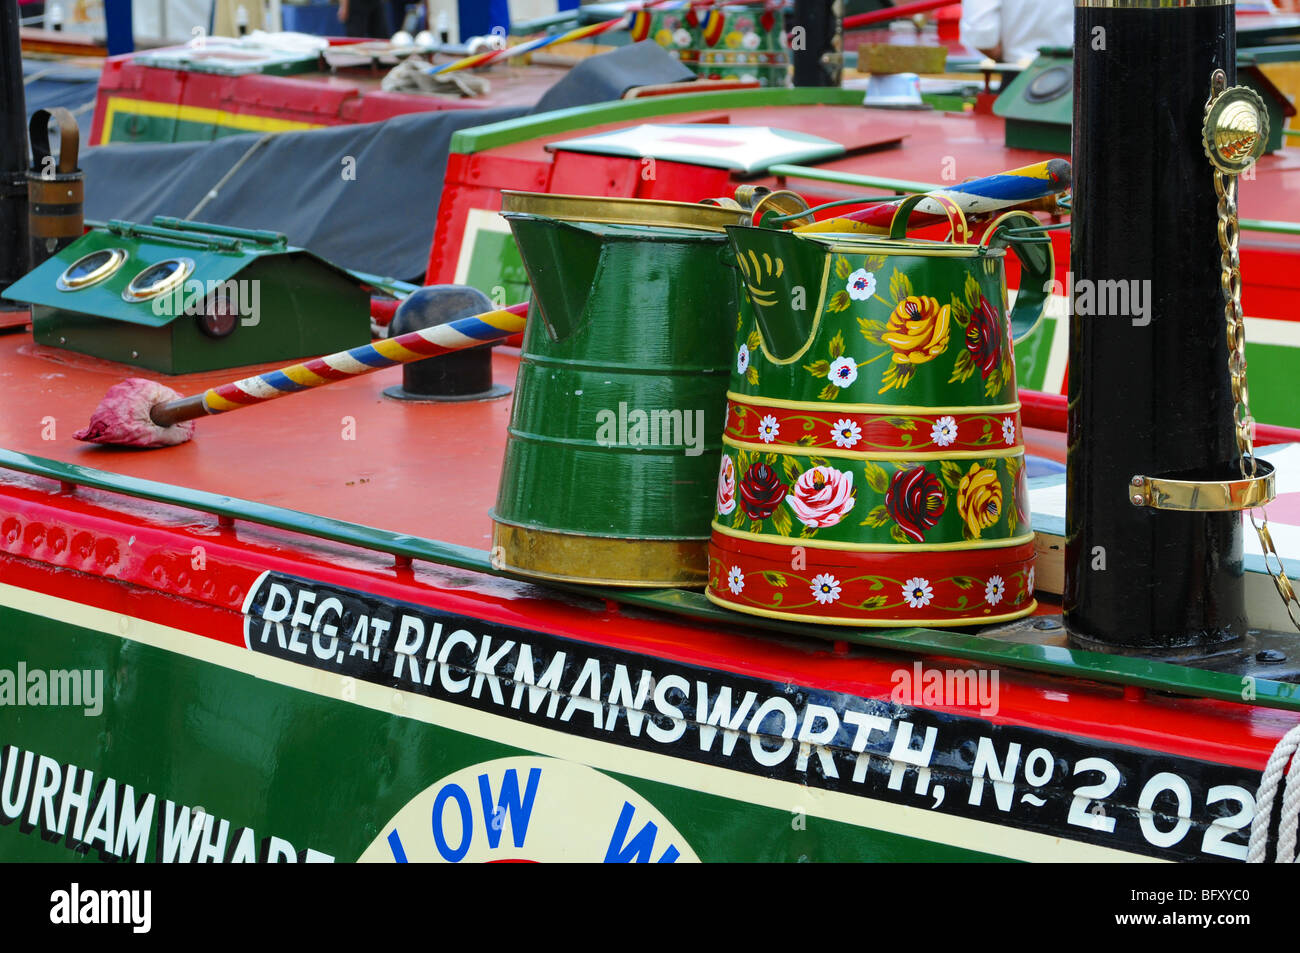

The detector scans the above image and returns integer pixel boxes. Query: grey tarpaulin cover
[22,60,100,139]
[529,41,696,114]
[76,42,696,282]
[79,107,527,283]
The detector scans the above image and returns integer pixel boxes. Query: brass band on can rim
[491,520,709,588]
[500,191,750,232]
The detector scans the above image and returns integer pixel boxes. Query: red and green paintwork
[630,2,790,85]
[88,52,568,146]
[1,448,1297,863]
[706,221,1046,625]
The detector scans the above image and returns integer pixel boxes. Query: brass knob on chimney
[1203,81,1269,175]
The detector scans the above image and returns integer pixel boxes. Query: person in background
[338,0,393,38]
[960,0,1072,65]
[18,0,44,29]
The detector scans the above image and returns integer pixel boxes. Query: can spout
[725,225,820,363]
[504,214,605,342]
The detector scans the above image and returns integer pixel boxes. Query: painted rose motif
[828,356,858,388]
[966,295,1003,379]
[737,343,750,376]
[885,466,946,543]
[1002,416,1016,446]
[728,566,745,595]
[741,30,760,50]
[902,577,934,609]
[883,296,951,367]
[957,463,1003,539]
[786,465,855,528]
[758,414,780,443]
[985,574,1005,606]
[930,415,957,448]
[716,455,737,516]
[831,418,862,449]
[738,463,787,520]
[673,28,692,47]
[847,268,877,301]
[810,573,842,605]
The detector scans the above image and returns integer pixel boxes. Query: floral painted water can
[707,198,1054,626]
[629,6,700,66]
[695,4,790,87]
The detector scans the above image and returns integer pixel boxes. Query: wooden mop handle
[149,303,529,428]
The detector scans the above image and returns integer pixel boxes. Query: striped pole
[423,13,633,76]
[148,303,528,427]
[421,0,734,77]
[796,160,1072,234]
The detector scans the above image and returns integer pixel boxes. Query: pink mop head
[75,378,196,448]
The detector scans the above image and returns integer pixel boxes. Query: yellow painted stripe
[0,581,1162,863]
[728,391,1021,416]
[479,308,528,333]
[281,364,332,388]
[201,388,245,413]
[711,520,1037,553]
[101,95,319,145]
[723,436,1022,462]
[372,337,426,362]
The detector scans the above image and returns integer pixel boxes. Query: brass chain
[1210,95,1300,630]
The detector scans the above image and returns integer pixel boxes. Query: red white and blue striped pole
[77,303,528,447]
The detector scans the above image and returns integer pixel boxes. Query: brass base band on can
[491,520,709,589]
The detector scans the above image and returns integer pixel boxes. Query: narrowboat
[1,0,1300,867]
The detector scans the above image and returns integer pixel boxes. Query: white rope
[1277,740,1300,862]
[1249,723,1300,862]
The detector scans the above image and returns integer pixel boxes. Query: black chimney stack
[1066,0,1247,650]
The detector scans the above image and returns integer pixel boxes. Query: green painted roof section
[3,445,1299,715]
[449,87,867,155]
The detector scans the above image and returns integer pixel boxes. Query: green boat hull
[0,603,1000,863]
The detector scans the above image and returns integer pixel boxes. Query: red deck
[0,310,1066,552]
[0,327,518,550]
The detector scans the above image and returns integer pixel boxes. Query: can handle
[887,192,972,243]
[28,108,79,176]
[980,210,1055,343]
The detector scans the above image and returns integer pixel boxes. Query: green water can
[706,197,1054,626]
[493,192,749,588]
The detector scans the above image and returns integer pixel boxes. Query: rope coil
[1250,724,1300,862]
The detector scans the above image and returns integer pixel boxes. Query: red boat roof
[471,98,1300,238]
